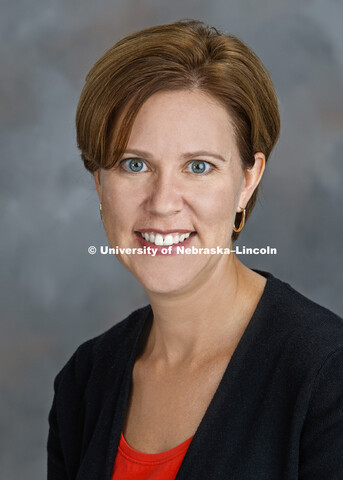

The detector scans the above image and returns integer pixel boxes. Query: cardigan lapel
[104,307,154,480]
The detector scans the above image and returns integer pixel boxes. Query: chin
[131,262,201,296]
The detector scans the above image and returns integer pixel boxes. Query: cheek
[102,182,138,226]
[193,182,237,228]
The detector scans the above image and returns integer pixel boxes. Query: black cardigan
[47,270,343,479]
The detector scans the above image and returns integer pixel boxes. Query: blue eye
[121,158,148,173]
[120,158,213,174]
[187,160,212,174]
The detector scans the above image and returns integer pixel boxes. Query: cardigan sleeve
[47,340,93,480]
[299,346,343,479]
[47,370,68,480]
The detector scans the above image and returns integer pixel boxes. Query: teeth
[163,234,174,246]
[140,232,192,246]
[155,233,164,246]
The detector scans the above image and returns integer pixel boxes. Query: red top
[111,432,194,480]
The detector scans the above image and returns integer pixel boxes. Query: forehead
[125,89,237,154]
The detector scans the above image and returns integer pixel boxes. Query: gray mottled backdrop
[1,0,342,477]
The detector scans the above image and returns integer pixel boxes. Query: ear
[93,170,102,201]
[237,152,266,210]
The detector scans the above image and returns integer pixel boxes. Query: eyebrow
[121,149,228,163]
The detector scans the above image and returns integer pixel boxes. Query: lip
[135,228,195,234]
[134,231,196,256]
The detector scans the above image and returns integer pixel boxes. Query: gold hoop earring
[99,203,103,222]
[233,208,246,233]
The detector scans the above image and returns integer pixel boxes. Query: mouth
[135,230,196,247]
[134,230,197,254]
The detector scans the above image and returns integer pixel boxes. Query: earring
[99,203,103,222]
[233,208,246,233]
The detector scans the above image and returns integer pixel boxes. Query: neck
[143,255,265,368]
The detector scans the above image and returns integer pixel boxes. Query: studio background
[1,0,342,478]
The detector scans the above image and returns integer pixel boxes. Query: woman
[47,19,343,479]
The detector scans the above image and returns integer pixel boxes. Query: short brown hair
[76,19,280,241]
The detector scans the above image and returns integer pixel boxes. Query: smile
[139,232,193,246]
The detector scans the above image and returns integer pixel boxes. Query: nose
[146,172,184,216]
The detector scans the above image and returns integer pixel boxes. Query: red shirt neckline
[118,432,194,466]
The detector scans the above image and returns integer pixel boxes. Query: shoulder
[257,270,343,368]
[53,304,151,393]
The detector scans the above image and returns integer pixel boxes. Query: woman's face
[94,89,264,295]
